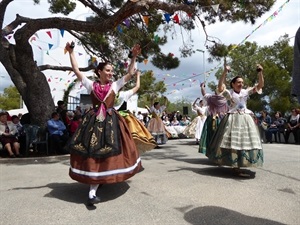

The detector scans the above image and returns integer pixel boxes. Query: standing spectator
[284,108,300,144]
[136,111,144,124]
[0,112,21,157]
[143,113,151,127]
[56,100,68,126]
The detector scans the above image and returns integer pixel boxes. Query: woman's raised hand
[132,44,141,57]
[65,42,74,53]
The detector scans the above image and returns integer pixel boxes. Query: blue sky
[1,0,299,104]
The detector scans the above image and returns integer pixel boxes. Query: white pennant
[211,4,220,13]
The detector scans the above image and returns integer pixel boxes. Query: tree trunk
[0,41,55,128]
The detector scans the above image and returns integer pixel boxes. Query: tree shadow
[183,206,285,225]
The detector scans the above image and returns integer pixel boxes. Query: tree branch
[38,64,95,72]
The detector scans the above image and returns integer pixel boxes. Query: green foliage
[167,97,193,117]
[136,71,167,107]
[40,0,277,72]
[0,86,21,110]
[212,36,299,114]
[151,53,180,70]
[47,0,76,15]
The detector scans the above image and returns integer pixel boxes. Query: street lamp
[196,49,205,80]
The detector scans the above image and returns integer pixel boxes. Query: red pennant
[48,78,51,82]
[46,31,52,39]
[173,14,180,24]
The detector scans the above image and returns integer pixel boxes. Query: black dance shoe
[87,196,101,206]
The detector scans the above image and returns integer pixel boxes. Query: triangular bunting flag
[30,36,36,42]
[143,16,149,26]
[46,31,52,39]
[46,51,49,55]
[60,29,65,37]
[48,78,51,82]
[211,4,220,13]
[48,43,53,50]
[154,35,159,43]
[143,59,148,65]
[34,33,39,39]
[117,25,123,33]
[124,19,130,28]
[173,14,180,24]
[164,14,171,23]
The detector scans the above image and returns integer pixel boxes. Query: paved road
[0,139,299,225]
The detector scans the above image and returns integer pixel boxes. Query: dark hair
[51,112,59,118]
[0,112,7,117]
[154,102,160,107]
[73,115,82,121]
[57,100,64,106]
[276,111,282,117]
[230,76,243,88]
[11,115,19,121]
[95,62,112,77]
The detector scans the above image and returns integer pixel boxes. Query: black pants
[285,128,299,144]
[49,133,69,154]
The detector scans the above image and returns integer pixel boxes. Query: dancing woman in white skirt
[207,63,264,177]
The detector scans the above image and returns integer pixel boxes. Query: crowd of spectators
[1,102,299,158]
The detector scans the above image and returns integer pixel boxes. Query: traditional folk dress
[206,88,263,168]
[68,76,141,184]
[183,105,207,140]
[114,90,156,153]
[199,93,228,154]
[147,105,168,145]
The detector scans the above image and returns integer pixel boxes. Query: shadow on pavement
[10,181,130,207]
[174,157,216,166]
[183,206,284,225]
[168,166,256,180]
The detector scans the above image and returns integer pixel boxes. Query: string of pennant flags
[2,0,291,95]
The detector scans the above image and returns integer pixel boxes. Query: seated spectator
[0,112,21,157]
[265,111,285,143]
[171,117,180,126]
[11,115,26,154]
[47,112,69,154]
[69,115,82,137]
[180,116,190,126]
[285,108,300,144]
[20,112,31,125]
[163,116,170,126]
